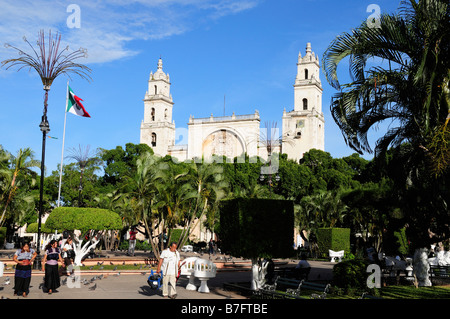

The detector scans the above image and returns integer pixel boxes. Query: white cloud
[0,0,259,64]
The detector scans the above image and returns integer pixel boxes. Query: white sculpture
[179,257,199,291]
[193,258,217,293]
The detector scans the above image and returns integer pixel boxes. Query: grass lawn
[325,285,450,299]
[378,285,450,299]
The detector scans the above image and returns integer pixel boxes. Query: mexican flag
[67,86,90,118]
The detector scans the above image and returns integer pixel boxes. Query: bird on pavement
[89,283,97,291]
[114,272,121,277]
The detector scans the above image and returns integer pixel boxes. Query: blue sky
[0,0,403,175]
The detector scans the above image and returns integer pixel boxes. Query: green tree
[99,143,153,193]
[44,207,122,265]
[322,0,449,174]
[322,0,449,286]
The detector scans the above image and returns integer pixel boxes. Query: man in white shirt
[157,242,181,298]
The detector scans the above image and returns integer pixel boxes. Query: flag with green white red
[67,86,90,118]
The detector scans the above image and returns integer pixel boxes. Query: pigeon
[98,274,104,280]
[114,272,121,277]
[113,266,118,271]
[89,266,94,270]
[90,276,97,282]
[83,279,90,285]
[3,278,10,285]
[133,263,137,267]
[141,272,147,276]
[61,278,67,285]
[89,283,97,290]
[122,261,125,265]
[99,266,104,270]
[110,262,114,265]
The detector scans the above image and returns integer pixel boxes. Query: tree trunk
[72,233,100,266]
[413,248,432,287]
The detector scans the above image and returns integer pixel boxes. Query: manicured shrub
[219,198,294,259]
[332,258,369,292]
[316,227,350,257]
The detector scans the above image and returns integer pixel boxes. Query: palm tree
[0,148,39,227]
[322,0,449,176]
[178,160,228,248]
[127,152,167,259]
[66,145,100,207]
[322,0,449,286]
[2,30,91,258]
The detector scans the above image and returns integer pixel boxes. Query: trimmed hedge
[26,223,54,234]
[45,207,122,232]
[219,198,294,259]
[317,228,350,257]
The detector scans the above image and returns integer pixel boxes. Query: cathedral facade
[140,43,324,163]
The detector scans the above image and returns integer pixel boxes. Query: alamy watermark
[366,264,381,289]
[67,4,81,29]
[367,4,381,29]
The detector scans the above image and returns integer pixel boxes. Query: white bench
[179,257,199,290]
[329,250,344,262]
[193,258,217,293]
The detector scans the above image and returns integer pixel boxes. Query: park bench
[429,265,450,284]
[273,266,310,280]
[329,250,344,262]
[193,258,217,293]
[260,276,330,299]
[179,256,200,290]
[262,275,302,291]
[296,281,330,299]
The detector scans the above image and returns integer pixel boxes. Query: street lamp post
[34,87,50,269]
[1,31,91,268]
[259,170,280,193]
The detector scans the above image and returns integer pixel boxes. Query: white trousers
[162,274,177,297]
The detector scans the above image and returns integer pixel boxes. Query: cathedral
[140,43,324,163]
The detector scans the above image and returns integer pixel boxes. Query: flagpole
[57,81,69,207]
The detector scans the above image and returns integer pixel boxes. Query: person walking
[128,226,138,256]
[41,239,64,294]
[157,242,181,299]
[62,237,75,276]
[12,242,36,297]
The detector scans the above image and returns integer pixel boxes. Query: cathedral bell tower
[140,58,175,156]
[282,43,325,162]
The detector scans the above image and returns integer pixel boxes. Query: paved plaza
[0,249,334,300]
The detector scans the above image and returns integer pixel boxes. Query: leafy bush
[219,198,294,259]
[332,259,369,292]
[316,228,350,257]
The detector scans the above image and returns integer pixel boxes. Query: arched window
[164,109,168,120]
[305,69,309,79]
[303,98,308,110]
[151,133,157,147]
[154,85,157,95]
[151,108,155,121]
